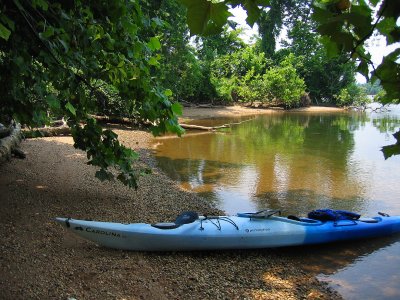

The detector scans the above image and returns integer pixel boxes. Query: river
[151,105,400,299]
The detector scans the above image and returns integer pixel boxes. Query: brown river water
[151,105,400,299]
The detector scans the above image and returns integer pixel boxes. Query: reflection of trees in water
[153,112,398,214]
[372,115,400,133]
[247,114,367,210]
[253,189,367,216]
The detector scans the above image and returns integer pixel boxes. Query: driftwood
[22,125,71,138]
[180,118,255,131]
[90,115,136,125]
[180,124,229,131]
[0,123,23,164]
[153,131,221,140]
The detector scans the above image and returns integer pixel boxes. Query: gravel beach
[0,106,342,299]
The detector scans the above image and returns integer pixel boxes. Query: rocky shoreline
[0,119,342,299]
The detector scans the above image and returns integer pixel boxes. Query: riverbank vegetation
[0,0,399,187]
[149,0,370,109]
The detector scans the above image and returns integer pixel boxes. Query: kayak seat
[152,211,199,230]
[151,222,181,230]
[175,211,199,225]
[287,215,301,221]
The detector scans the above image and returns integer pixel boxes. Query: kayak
[55,210,400,251]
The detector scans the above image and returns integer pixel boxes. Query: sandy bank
[181,105,343,120]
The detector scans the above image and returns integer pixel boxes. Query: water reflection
[152,106,400,300]
[152,110,400,216]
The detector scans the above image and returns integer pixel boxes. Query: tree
[0,0,183,188]
[280,15,357,104]
[144,0,206,103]
[210,45,269,102]
[194,26,246,103]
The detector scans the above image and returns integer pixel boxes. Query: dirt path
[0,124,341,299]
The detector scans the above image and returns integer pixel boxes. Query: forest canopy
[1,0,399,187]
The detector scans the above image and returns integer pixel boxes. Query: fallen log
[180,118,255,131]
[0,123,23,164]
[90,115,136,125]
[180,124,229,131]
[22,125,71,138]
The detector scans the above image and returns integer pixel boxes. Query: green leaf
[180,0,230,35]
[148,57,158,66]
[45,94,60,110]
[180,0,210,35]
[357,59,369,79]
[0,14,15,31]
[171,102,183,116]
[121,18,138,36]
[376,17,396,41]
[320,36,339,58]
[243,0,263,27]
[65,102,76,116]
[33,0,49,11]
[58,38,69,53]
[95,169,114,182]
[0,22,11,40]
[210,2,232,28]
[148,37,161,51]
[41,26,55,38]
[164,89,173,97]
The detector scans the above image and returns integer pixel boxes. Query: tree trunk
[0,123,23,164]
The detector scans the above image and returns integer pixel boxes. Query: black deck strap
[207,218,221,230]
[66,217,71,228]
[378,212,390,217]
[199,216,239,231]
[219,217,239,230]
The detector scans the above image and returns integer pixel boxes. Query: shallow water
[151,105,400,299]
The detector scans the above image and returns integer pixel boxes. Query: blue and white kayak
[55,210,400,251]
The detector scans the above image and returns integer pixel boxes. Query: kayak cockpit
[151,211,199,229]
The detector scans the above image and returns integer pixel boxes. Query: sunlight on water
[151,105,400,300]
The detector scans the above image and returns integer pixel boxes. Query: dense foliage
[211,51,306,107]
[0,0,183,188]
